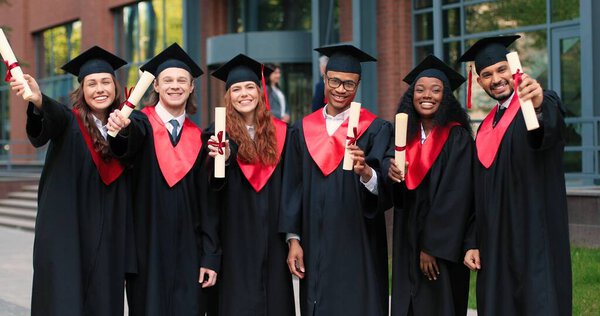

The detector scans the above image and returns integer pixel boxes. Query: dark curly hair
[397,82,472,140]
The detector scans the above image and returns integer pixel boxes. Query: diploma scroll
[395,113,408,176]
[0,28,33,100]
[505,52,539,131]
[342,102,361,170]
[214,107,227,178]
[108,71,155,137]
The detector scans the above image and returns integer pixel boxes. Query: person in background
[311,55,328,112]
[266,63,290,122]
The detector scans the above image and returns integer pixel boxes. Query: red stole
[237,118,287,192]
[142,106,202,187]
[302,108,377,176]
[405,122,460,190]
[72,108,124,186]
[475,95,521,169]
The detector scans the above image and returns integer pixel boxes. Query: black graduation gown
[382,126,473,316]
[473,91,572,316]
[28,95,132,316]
[205,121,295,316]
[279,117,392,316]
[110,109,220,316]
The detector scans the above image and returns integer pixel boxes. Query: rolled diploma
[395,113,408,175]
[107,71,155,137]
[505,52,539,131]
[214,107,226,178]
[342,102,361,170]
[0,28,33,100]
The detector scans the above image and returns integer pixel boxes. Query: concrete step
[21,185,39,192]
[7,191,37,200]
[0,207,37,220]
[0,216,35,231]
[0,199,37,210]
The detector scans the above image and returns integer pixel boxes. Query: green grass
[467,246,600,315]
[388,247,600,314]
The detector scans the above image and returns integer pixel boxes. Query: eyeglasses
[326,76,358,91]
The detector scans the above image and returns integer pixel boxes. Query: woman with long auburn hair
[10,46,134,315]
[206,54,294,316]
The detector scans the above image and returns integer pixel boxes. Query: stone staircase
[0,185,37,231]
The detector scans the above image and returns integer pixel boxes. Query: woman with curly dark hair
[10,46,133,315]
[383,55,475,316]
[206,54,294,315]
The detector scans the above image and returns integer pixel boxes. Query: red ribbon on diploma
[395,145,406,151]
[346,127,358,146]
[121,86,135,109]
[512,69,523,98]
[3,60,19,82]
[208,131,226,155]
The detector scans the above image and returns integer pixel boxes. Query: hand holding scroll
[9,74,42,108]
[516,72,543,110]
[348,144,372,182]
[207,135,230,161]
[106,109,131,135]
[388,158,408,183]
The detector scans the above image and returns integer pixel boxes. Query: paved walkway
[0,226,477,315]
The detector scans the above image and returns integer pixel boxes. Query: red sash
[302,108,377,176]
[142,106,202,187]
[237,118,287,192]
[405,122,460,190]
[72,108,124,186]
[475,95,521,168]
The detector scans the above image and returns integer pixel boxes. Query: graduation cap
[211,53,274,110]
[403,55,465,92]
[140,43,203,78]
[458,35,520,73]
[211,54,274,90]
[457,35,520,108]
[314,44,376,75]
[61,46,127,82]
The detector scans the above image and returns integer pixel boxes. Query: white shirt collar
[322,104,350,121]
[420,123,427,144]
[498,92,516,110]
[92,114,108,140]
[155,102,186,133]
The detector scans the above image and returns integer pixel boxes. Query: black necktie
[493,106,506,128]
[169,119,179,142]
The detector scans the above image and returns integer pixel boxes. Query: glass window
[465,0,547,34]
[443,8,460,38]
[560,36,581,117]
[552,0,580,22]
[443,0,459,4]
[443,41,461,72]
[258,0,311,31]
[280,63,313,122]
[414,0,433,10]
[230,0,311,33]
[415,45,434,63]
[415,12,433,41]
[35,21,81,104]
[117,0,183,87]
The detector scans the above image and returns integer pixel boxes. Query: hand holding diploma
[0,28,33,100]
[107,71,155,137]
[505,52,540,131]
[9,74,42,108]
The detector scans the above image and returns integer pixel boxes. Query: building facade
[0,0,598,185]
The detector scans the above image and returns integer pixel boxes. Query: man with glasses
[279,44,392,316]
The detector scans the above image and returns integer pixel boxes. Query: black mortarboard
[314,44,376,75]
[61,46,127,82]
[211,54,274,90]
[458,35,520,74]
[403,55,466,91]
[140,43,203,78]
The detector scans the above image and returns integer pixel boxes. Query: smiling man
[279,44,393,316]
[107,43,220,316]
[459,36,572,316]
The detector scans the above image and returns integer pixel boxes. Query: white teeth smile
[94,96,108,101]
